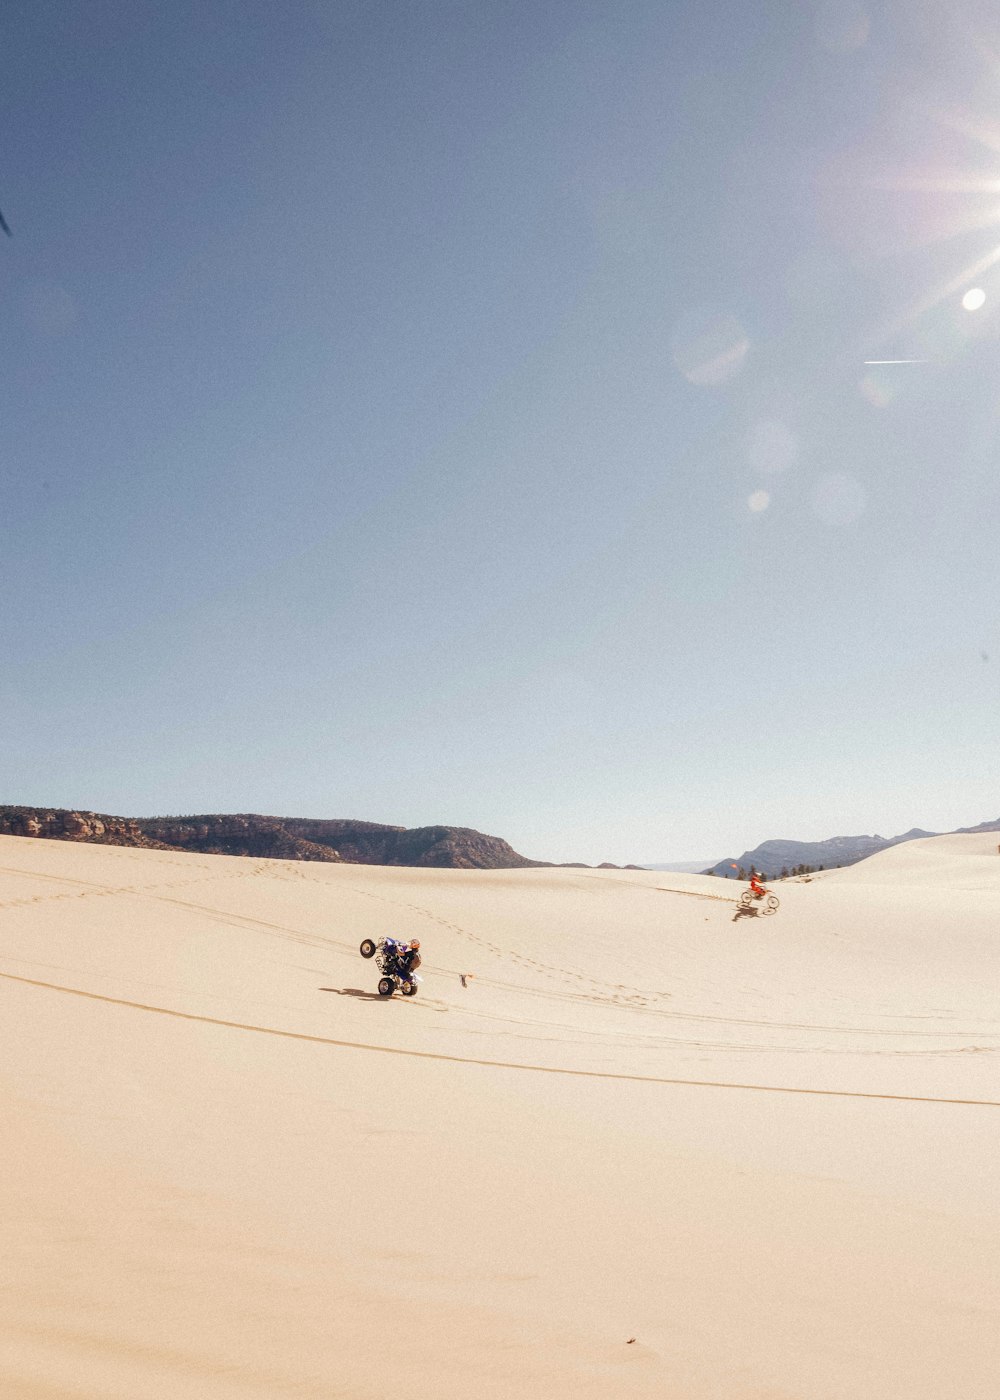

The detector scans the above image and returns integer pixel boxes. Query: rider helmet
[410,938,421,950]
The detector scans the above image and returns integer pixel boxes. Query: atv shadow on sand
[320,986,391,1001]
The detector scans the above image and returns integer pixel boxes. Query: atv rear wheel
[377,977,395,997]
[402,981,418,997]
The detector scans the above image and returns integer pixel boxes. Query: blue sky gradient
[2,0,998,862]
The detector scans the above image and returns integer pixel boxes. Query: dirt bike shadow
[320,986,389,1000]
[732,906,760,922]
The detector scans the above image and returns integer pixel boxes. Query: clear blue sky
[2,0,997,864]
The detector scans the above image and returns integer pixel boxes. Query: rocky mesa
[0,808,545,869]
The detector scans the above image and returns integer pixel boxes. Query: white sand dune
[2,830,998,1398]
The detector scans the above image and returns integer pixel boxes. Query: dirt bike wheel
[765,895,779,914]
[402,982,418,997]
[359,939,377,959]
[739,891,753,908]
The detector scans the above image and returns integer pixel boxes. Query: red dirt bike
[739,888,780,915]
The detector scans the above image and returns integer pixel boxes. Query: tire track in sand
[1,970,997,1109]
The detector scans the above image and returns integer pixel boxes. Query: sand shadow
[320,986,387,1001]
[732,906,760,922]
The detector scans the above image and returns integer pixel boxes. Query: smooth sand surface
[2,831,998,1398]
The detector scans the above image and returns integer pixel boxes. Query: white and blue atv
[359,937,421,997]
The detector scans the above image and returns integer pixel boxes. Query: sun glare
[851,44,1000,360]
[866,244,1000,355]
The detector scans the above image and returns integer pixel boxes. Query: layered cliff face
[0,808,542,869]
[0,807,174,849]
[133,815,344,863]
[273,820,541,869]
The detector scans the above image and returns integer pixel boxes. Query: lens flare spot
[811,473,867,525]
[747,419,798,475]
[671,310,750,387]
[859,373,895,408]
[748,490,770,513]
[962,287,986,310]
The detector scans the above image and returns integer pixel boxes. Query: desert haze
[2,830,998,1398]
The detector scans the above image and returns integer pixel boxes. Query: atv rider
[394,938,422,986]
[749,870,767,900]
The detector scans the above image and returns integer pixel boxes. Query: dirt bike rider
[393,938,421,985]
[749,870,767,900]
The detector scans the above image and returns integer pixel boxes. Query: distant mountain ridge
[0,808,545,869]
[705,818,1000,879]
[7,805,995,876]
[0,807,642,871]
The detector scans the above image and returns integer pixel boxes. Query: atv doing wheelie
[359,937,421,997]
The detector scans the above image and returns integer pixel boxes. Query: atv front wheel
[360,939,377,959]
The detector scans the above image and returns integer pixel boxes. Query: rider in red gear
[749,871,767,900]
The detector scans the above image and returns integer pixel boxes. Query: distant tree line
[730,864,825,880]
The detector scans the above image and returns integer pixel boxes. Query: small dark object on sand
[626,1337,636,1344]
